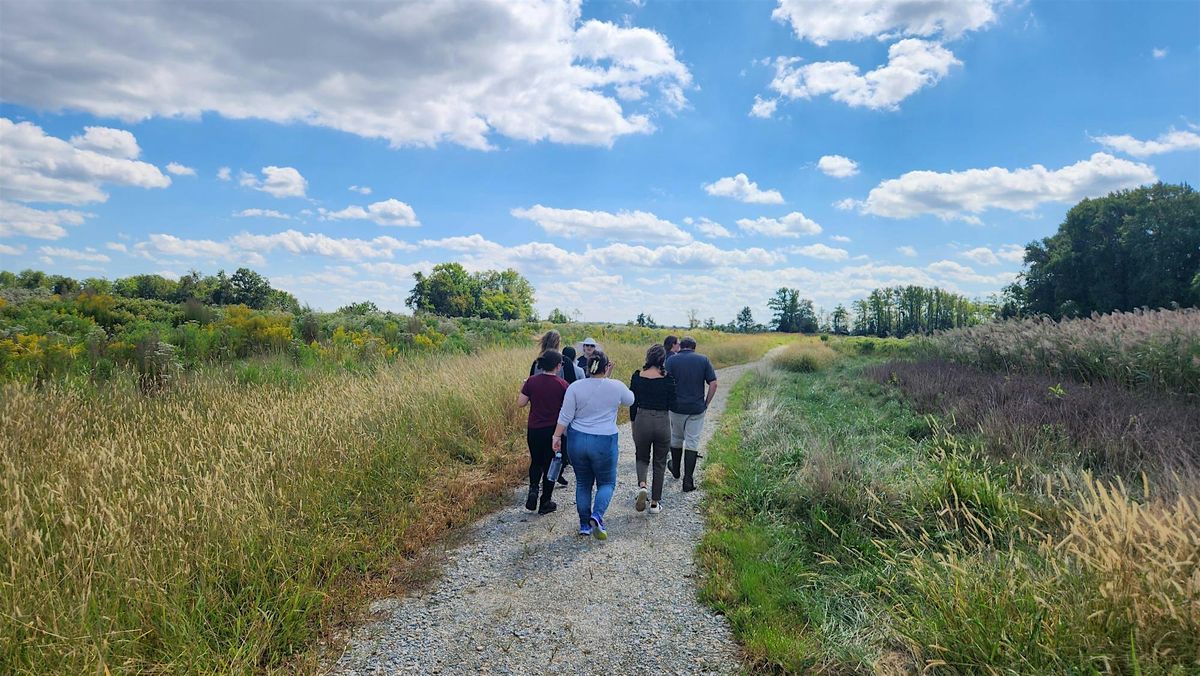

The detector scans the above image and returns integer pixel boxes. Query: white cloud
[349,185,372,195]
[860,153,1157,223]
[235,208,291,220]
[217,167,231,181]
[736,211,823,237]
[320,198,420,227]
[896,245,918,257]
[586,241,782,268]
[817,154,860,178]
[67,126,141,158]
[0,118,171,205]
[230,230,416,261]
[692,217,734,239]
[1093,128,1200,158]
[0,243,25,255]
[829,234,852,242]
[38,246,110,263]
[703,173,785,204]
[788,243,849,261]
[961,244,1024,265]
[928,259,1017,284]
[1152,47,1168,59]
[105,242,127,253]
[749,95,778,119]
[166,162,196,176]
[772,0,1001,45]
[512,204,692,243]
[834,197,862,210]
[769,39,960,110]
[0,200,89,239]
[133,234,259,264]
[239,166,308,198]
[0,2,691,150]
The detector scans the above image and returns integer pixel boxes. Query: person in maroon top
[517,349,569,514]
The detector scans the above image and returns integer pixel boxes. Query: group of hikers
[517,331,717,540]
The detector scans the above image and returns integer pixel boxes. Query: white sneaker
[648,502,662,514]
[635,486,648,512]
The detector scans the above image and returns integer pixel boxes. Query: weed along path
[332,360,760,675]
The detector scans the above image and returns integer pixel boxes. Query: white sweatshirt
[557,377,635,435]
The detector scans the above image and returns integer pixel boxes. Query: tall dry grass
[0,331,784,673]
[923,308,1200,398]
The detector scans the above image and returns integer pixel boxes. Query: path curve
[333,360,759,675]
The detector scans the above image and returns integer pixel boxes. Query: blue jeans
[567,428,619,527]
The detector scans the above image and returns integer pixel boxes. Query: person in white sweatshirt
[552,349,634,540]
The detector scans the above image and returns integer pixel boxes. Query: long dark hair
[643,344,667,371]
[561,346,578,383]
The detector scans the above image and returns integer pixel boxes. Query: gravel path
[332,360,758,675]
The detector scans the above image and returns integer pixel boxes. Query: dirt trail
[333,360,761,675]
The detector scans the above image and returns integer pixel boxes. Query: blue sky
[1,0,1197,325]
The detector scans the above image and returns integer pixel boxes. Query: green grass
[698,354,1200,674]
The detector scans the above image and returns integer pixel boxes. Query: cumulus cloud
[1152,47,1168,59]
[512,204,692,243]
[38,246,110,263]
[239,166,308,198]
[349,185,372,195]
[586,241,782,268]
[830,234,852,242]
[897,245,918,257]
[105,242,127,252]
[1093,128,1200,158]
[133,233,262,265]
[769,39,960,110]
[703,173,785,204]
[230,230,416,260]
[749,95,778,119]
[690,217,734,239]
[0,200,89,239]
[834,197,862,210]
[0,118,170,205]
[216,167,231,181]
[928,259,1017,285]
[0,1,691,149]
[860,153,1157,223]
[961,244,1024,265]
[772,0,1001,45]
[166,162,196,176]
[320,198,420,226]
[736,211,822,237]
[0,243,24,255]
[818,154,860,178]
[235,208,291,219]
[788,243,849,261]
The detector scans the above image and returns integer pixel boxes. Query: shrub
[771,341,838,372]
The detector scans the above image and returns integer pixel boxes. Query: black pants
[527,425,556,500]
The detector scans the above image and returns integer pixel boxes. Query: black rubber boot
[525,484,539,511]
[667,447,683,480]
[682,450,700,492]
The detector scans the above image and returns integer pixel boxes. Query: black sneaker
[525,487,538,511]
[538,501,557,515]
[556,474,569,487]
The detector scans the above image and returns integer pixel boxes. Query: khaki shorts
[669,411,706,451]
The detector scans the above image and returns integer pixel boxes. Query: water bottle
[546,452,564,483]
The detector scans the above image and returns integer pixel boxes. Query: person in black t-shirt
[630,344,676,513]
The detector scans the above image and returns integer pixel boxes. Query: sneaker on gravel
[578,524,592,536]
[635,486,648,512]
[556,475,569,487]
[525,487,538,511]
[538,501,557,515]
[589,515,607,541]
[648,502,662,514]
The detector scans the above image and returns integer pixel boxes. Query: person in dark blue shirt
[663,336,717,492]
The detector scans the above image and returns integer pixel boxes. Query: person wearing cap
[577,337,599,377]
[664,336,717,492]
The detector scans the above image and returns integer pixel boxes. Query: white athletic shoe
[635,486,648,512]
[648,502,662,514]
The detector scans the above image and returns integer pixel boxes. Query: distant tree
[831,304,850,335]
[81,277,112,294]
[735,306,755,333]
[16,269,48,289]
[407,263,535,320]
[1021,182,1199,317]
[547,307,570,323]
[229,268,273,309]
[703,317,716,330]
[113,273,179,302]
[687,308,700,329]
[49,275,80,295]
[337,301,379,315]
[636,312,647,326]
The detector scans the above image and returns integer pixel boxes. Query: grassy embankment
[0,327,788,674]
[700,316,1199,673]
